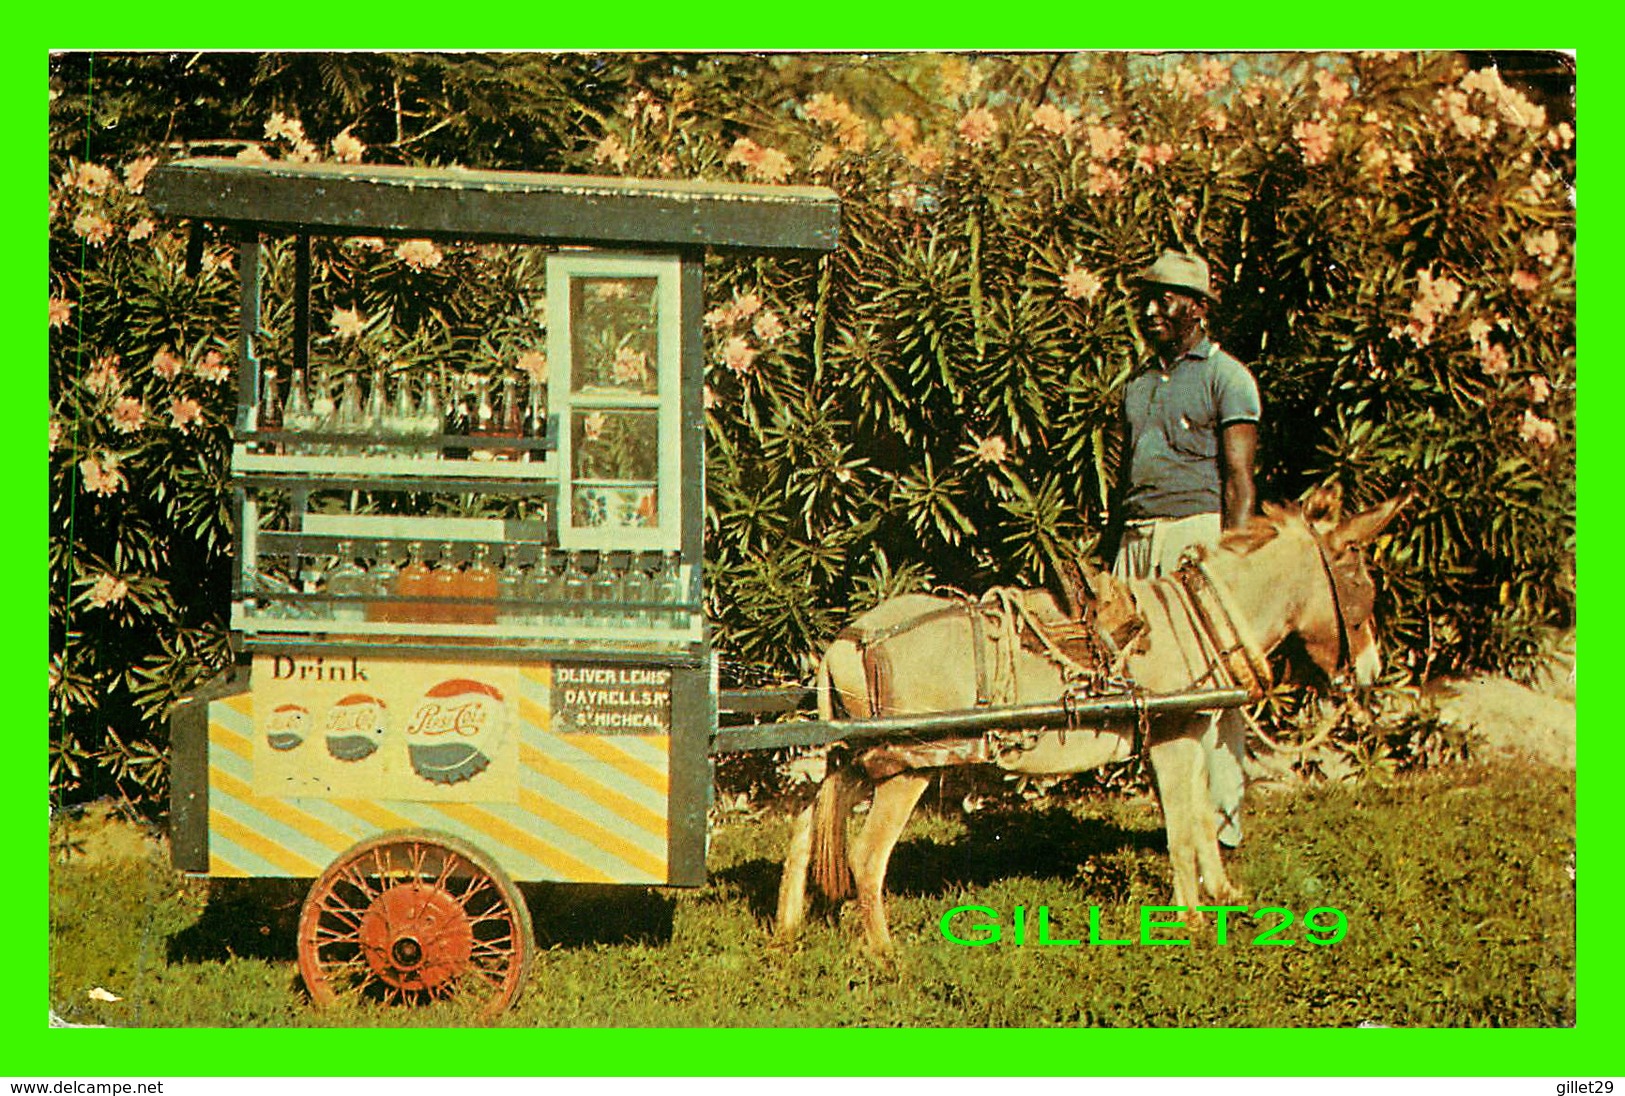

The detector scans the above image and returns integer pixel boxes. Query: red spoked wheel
[297,831,533,1017]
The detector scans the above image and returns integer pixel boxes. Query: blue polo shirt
[1121,338,1261,521]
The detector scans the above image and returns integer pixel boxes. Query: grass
[48,760,1575,1028]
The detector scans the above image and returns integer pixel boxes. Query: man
[1105,250,1260,848]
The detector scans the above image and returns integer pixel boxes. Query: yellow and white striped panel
[205,668,671,883]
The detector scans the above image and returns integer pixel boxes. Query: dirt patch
[51,802,166,867]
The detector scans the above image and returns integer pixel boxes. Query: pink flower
[1086,162,1125,196]
[330,306,367,338]
[1524,229,1561,266]
[264,111,306,144]
[111,396,146,434]
[752,147,793,183]
[808,145,840,173]
[612,345,648,384]
[331,128,365,163]
[517,350,549,384]
[49,297,73,329]
[804,93,850,126]
[906,144,944,173]
[1546,122,1575,151]
[79,454,126,496]
[195,349,232,384]
[957,107,998,146]
[127,217,156,243]
[1519,409,1558,448]
[1061,264,1103,301]
[72,212,114,246]
[722,335,757,375]
[122,155,159,195]
[1087,125,1127,161]
[703,306,733,329]
[394,239,443,271]
[1197,58,1231,93]
[1292,119,1335,166]
[594,134,630,170]
[703,385,718,410]
[1200,107,1228,133]
[657,152,677,174]
[169,396,204,431]
[85,354,122,394]
[151,347,184,380]
[1134,143,1177,174]
[87,573,129,609]
[752,310,785,343]
[1512,268,1542,293]
[1528,375,1551,404]
[49,419,63,452]
[1031,102,1073,137]
[235,145,273,165]
[582,411,606,442]
[1476,342,1510,376]
[731,291,762,320]
[71,162,116,194]
[971,435,1008,464]
[1313,70,1352,111]
[725,137,765,171]
[883,113,920,148]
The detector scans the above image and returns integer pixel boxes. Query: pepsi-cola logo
[405,679,504,739]
[323,693,387,763]
[266,703,308,752]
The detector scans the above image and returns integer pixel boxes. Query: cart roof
[146,158,841,253]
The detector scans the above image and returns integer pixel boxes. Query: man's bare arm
[1219,420,1258,531]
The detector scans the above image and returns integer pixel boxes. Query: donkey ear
[1332,491,1412,547]
[1301,482,1344,526]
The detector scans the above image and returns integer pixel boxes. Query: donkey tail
[810,761,862,901]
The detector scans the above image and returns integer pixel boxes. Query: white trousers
[1113,512,1247,847]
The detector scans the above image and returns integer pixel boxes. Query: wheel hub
[356,883,474,992]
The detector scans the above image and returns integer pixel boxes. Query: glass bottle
[561,551,589,624]
[523,548,555,628]
[432,542,462,623]
[443,373,470,460]
[366,540,398,623]
[257,367,283,454]
[497,549,525,627]
[655,552,683,630]
[283,369,314,454]
[621,553,650,630]
[460,543,498,625]
[327,540,367,624]
[590,551,621,626]
[522,374,546,462]
[336,372,365,448]
[470,374,497,461]
[387,373,416,459]
[496,371,523,460]
[396,541,431,625]
[310,369,337,454]
[364,367,389,454]
[417,373,443,461]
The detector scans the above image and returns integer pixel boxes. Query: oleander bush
[48,51,1575,809]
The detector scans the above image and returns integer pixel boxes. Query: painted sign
[251,654,520,803]
[551,663,672,734]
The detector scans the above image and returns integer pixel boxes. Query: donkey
[776,486,1407,955]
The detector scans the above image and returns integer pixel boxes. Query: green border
[22,5,1615,1079]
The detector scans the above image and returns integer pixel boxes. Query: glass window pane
[572,485,658,529]
[571,409,659,481]
[569,277,660,397]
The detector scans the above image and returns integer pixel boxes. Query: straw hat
[1134,250,1217,302]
